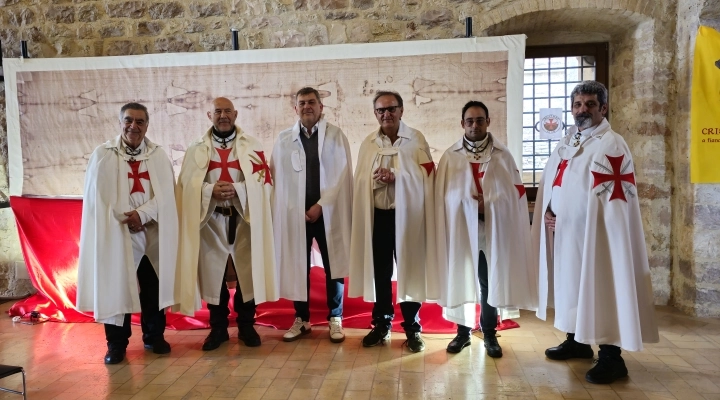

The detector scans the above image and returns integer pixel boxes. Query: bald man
[175,97,278,351]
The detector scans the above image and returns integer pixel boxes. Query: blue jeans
[294,215,344,321]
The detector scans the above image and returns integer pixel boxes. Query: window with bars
[522,43,609,187]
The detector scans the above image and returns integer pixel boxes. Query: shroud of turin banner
[4,35,525,197]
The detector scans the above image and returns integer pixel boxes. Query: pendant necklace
[125,146,141,162]
[213,131,236,149]
[571,131,583,147]
[463,135,492,161]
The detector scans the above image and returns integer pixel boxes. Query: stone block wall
[0,0,718,315]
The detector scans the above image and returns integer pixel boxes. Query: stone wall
[670,0,720,317]
[0,0,718,315]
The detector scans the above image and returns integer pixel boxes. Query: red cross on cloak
[208,148,242,183]
[250,150,273,185]
[420,161,435,177]
[470,162,484,194]
[553,159,569,187]
[592,154,636,202]
[128,161,150,194]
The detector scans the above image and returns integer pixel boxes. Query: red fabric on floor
[8,196,518,333]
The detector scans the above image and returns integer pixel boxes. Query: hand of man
[544,211,556,232]
[122,210,144,233]
[305,204,323,223]
[472,194,485,213]
[373,167,395,184]
[213,181,237,200]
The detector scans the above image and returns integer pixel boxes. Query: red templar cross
[470,162,484,194]
[250,150,273,185]
[420,161,435,177]
[552,159,569,187]
[208,148,242,183]
[592,154,636,202]
[128,161,150,194]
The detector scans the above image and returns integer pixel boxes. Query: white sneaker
[283,317,311,342]
[329,317,345,343]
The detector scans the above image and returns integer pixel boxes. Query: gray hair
[119,102,149,121]
[570,81,608,107]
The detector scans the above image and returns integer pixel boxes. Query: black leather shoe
[545,334,594,360]
[104,349,126,364]
[404,332,426,353]
[484,334,503,358]
[239,325,261,347]
[202,331,230,351]
[585,357,629,384]
[152,338,171,354]
[447,334,471,353]
[362,327,390,347]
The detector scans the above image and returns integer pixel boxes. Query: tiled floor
[0,303,718,400]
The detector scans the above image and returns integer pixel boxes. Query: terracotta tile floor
[0,303,718,399]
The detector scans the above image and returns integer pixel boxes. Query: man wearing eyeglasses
[432,100,538,358]
[77,102,178,364]
[271,87,353,343]
[349,90,436,353]
[532,81,658,384]
[175,97,278,351]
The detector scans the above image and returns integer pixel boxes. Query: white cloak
[175,127,278,315]
[348,121,436,302]
[76,136,178,323]
[531,118,659,351]
[270,119,353,301]
[433,136,538,328]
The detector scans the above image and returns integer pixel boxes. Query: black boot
[586,355,628,384]
[545,333,594,360]
[239,325,261,347]
[483,334,503,358]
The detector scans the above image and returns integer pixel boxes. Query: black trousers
[104,255,166,351]
[294,215,344,321]
[207,256,257,332]
[457,250,498,337]
[371,208,421,334]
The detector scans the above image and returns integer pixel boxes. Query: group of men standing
[76,80,658,385]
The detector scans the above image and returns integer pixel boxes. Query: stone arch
[476,0,661,33]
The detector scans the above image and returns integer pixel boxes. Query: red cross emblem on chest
[249,150,273,185]
[128,161,150,194]
[470,162,484,194]
[592,154,636,202]
[208,148,242,183]
[553,159,569,187]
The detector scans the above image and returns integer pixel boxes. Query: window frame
[523,42,609,202]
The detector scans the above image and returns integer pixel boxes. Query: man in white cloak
[176,97,278,351]
[77,102,178,365]
[271,87,353,343]
[349,91,436,353]
[433,101,538,358]
[532,81,659,384]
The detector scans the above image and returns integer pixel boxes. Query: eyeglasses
[123,118,147,127]
[464,118,487,126]
[375,106,400,114]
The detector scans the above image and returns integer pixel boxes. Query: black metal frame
[0,366,26,399]
[522,43,609,189]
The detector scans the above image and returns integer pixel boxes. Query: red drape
[8,196,518,333]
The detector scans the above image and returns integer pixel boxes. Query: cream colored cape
[271,119,353,301]
[76,136,179,321]
[531,118,659,350]
[348,121,436,302]
[175,127,278,315]
[433,136,538,328]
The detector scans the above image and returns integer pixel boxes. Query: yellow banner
[691,26,720,183]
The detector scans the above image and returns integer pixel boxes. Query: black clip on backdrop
[465,17,472,38]
[231,29,239,50]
